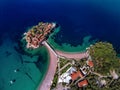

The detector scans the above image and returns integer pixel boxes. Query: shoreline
[38,41,58,90]
[38,41,89,90]
[56,50,89,59]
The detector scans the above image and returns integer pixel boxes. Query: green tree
[89,42,119,74]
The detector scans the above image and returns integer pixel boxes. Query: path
[57,58,61,78]
[92,72,107,78]
[59,62,71,72]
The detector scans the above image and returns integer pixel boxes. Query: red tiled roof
[78,79,88,87]
[70,72,79,81]
[71,70,84,81]
[79,70,84,78]
[88,61,94,67]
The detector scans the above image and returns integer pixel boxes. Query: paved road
[59,62,71,72]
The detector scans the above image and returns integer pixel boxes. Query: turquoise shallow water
[0,37,49,90]
[48,27,96,52]
[1,0,120,90]
[0,28,94,90]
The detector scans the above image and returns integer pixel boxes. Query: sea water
[1,0,120,90]
[0,37,49,90]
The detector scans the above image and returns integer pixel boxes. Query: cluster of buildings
[58,58,94,88]
[23,22,56,49]
[58,57,119,89]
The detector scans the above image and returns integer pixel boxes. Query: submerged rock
[5,51,12,57]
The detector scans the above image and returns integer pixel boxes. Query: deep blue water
[1,0,120,52]
[1,0,120,89]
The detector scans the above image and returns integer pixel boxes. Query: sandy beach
[38,41,58,90]
[56,50,89,59]
[38,41,89,90]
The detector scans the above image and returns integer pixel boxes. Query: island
[23,22,56,49]
[20,22,120,90]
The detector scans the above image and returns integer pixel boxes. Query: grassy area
[60,64,71,75]
[59,58,70,68]
[70,85,80,90]
[51,67,58,89]
[73,58,87,68]
[51,58,71,89]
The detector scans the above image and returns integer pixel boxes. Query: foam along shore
[38,41,58,90]
[56,50,89,59]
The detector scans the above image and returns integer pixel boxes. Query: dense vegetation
[51,42,120,90]
[59,58,70,68]
[70,42,120,90]
[89,42,120,74]
[51,67,58,89]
